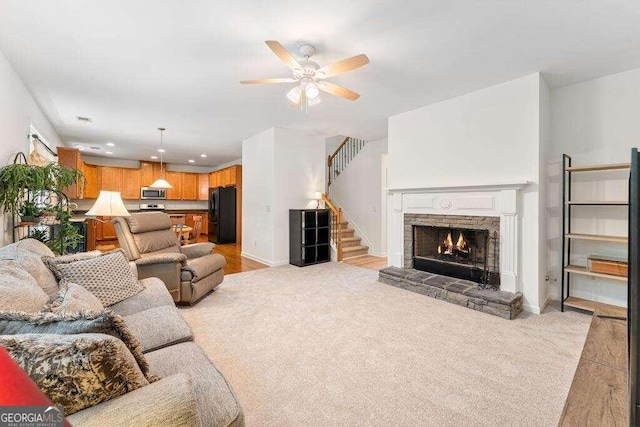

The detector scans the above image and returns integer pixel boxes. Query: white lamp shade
[86,191,130,217]
[314,191,323,200]
[149,178,173,189]
[287,86,302,104]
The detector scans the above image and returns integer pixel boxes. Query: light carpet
[180,262,591,426]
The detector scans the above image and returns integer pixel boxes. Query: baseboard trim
[240,251,275,266]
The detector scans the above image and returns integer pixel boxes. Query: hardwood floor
[342,255,388,271]
[559,309,628,426]
[209,241,269,275]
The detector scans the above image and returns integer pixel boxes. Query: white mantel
[387,181,530,294]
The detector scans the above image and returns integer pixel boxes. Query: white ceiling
[1,0,639,166]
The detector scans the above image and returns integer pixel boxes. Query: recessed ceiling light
[200,154,207,158]
[151,155,158,159]
[106,142,115,147]
[106,151,113,155]
[188,159,195,163]
[76,116,92,123]
[158,148,165,153]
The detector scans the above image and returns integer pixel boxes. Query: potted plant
[18,201,40,223]
[0,161,83,214]
[38,208,59,225]
[0,154,85,254]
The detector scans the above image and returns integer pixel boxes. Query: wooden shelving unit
[561,154,629,313]
[565,233,628,243]
[563,296,627,317]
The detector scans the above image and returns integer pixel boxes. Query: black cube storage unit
[289,209,331,266]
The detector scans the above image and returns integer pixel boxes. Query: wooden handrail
[322,193,343,261]
[329,137,350,162]
[327,136,367,188]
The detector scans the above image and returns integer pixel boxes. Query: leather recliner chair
[113,212,226,305]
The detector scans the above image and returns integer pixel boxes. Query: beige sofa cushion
[0,262,49,313]
[126,212,173,234]
[0,244,60,299]
[1,333,148,415]
[124,306,193,353]
[47,279,104,314]
[134,230,181,255]
[44,249,143,306]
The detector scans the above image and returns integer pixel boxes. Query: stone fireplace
[380,182,529,319]
[406,214,500,288]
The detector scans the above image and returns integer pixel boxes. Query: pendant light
[150,127,173,188]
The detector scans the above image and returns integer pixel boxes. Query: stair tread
[341,237,361,242]
[342,245,369,252]
[340,228,355,233]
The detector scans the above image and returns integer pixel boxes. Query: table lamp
[314,192,323,209]
[86,191,130,220]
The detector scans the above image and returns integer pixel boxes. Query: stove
[139,203,166,211]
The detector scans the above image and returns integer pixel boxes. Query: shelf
[565,163,630,173]
[563,296,626,317]
[565,265,627,282]
[567,201,628,206]
[565,233,628,243]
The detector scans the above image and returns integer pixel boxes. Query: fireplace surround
[386,182,529,296]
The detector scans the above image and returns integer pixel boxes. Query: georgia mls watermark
[0,406,64,427]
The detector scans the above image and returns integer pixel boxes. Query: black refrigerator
[208,186,236,244]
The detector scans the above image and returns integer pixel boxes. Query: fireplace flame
[456,232,469,253]
[444,232,453,247]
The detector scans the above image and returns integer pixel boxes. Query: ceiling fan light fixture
[293,68,304,79]
[308,94,321,106]
[287,86,302,104]
[305,83,319,99]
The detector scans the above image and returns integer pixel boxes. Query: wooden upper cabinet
[198,174,209,200]
[121,168,142,199]
[209,171,219,188]
[82,163,99,199]
[181,173,198,200]
[99,167,123,192]
[140,161,156,187]
[57,147,83,199]
[165,171,182,200]
[219,168,232,187]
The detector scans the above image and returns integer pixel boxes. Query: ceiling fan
[240,41,369,108]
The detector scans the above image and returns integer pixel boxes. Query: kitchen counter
[73,209,208,215]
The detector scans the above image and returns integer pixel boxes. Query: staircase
[331,218,369,259]
[323,136,370,261]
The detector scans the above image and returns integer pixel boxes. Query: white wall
[242,127,325,266]
[273,128,325,264]
[387,73,547,313]
[330,138,388,256]
[546,67,640,307]
[0,49,62,245]
[242,128,276,264]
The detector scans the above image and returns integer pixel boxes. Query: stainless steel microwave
[140,187,167,200]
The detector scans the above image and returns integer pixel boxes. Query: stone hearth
[379,266,523,319]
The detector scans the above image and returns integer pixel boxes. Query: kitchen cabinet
[82,163,99,199]
[209,171,220,188]
[57,147,84,199]
[198,174,209,200]
[181,173,198,200]
[165,171,182,200]
[140,161,157,187]
[121,168,142,199]
[219,168,232,187]
[99,167,123,192]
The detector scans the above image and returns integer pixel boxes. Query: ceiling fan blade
[240,78,296,84]
[265,40,303,72]
[316,54,369,78]
[318,81,360,101]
